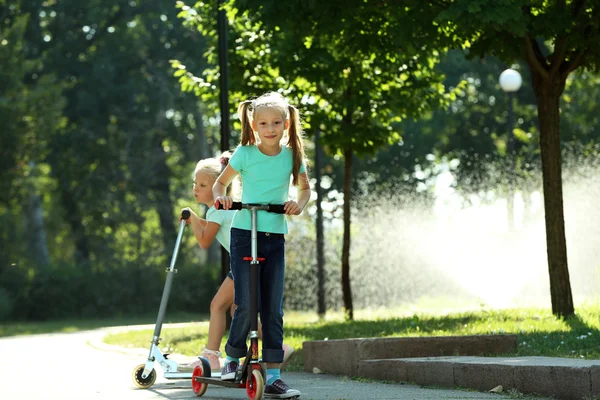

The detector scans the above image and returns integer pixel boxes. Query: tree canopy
[2,0,600,321]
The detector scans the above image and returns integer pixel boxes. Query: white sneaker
[179,348,221,373]
[200,348,222,371]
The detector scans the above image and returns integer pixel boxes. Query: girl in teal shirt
[179,153,295,375]
[213,92,310,398]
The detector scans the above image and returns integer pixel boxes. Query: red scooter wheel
[246,368,264,399]
[191,358,211,397]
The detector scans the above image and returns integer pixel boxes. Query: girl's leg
[258,318,263,338]
[206,276,234,352]
[224,228,252,361]
[181,275,234,372]
[259,234,286,367]
[260,234,300,397]
[256,316,294,369]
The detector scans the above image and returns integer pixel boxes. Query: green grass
[0,312,200,337]
[99,304,600,372]
[3,304,600,373]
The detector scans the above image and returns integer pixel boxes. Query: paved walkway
[0,327,550,400]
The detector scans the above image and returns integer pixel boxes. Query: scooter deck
[193,376,245,388]
[164,371,221,379]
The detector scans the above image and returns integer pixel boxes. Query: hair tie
[220,156,228,166]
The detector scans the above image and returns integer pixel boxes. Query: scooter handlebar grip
[268,204,286,214]
[216,201,243,210]
[181,209,191,219]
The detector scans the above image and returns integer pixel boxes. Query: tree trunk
[151,130,176,255]
[194,105,220,266]
[341,146,353,320]
[194,104,210,161]
[26,163,50,267]
[61,187,90,264]
[315,130,326,317]
[529,68,574,318]
[27,192,50,267]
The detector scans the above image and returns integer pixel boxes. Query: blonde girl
[180,152,294,376]
[213,92,310,398]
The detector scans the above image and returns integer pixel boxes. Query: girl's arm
[284,171,311,215]
[212,164,239,209]
[191,219,221,249]
[182,208,220,249]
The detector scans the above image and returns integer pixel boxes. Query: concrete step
[358,356,600,400]
[303,334,517,376]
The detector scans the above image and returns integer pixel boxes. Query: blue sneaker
[264,379,301,398]
[220,361,238,381]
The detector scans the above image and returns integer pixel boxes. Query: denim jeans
[225,228,285,363]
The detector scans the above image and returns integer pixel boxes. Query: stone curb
[303,335,600,400]
[358,356,600,400]
[303,334,517,376]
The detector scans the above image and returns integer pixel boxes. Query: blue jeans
[225,228,285,363]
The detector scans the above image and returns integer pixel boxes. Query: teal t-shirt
[205,206,236,252]
[229,145,306,234]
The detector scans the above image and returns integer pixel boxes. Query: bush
[1,259,219,321]
[0,287,13,321]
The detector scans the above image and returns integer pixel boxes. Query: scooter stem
[249,207,259,337]
[250,207,258,261]
[150,212,189,352]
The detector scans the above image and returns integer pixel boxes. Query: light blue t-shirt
[229,145,306,234]
[205,206,236,252]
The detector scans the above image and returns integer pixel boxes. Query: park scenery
[2,1,600,399]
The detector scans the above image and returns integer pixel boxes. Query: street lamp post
[499,68,522,231]
[217,0,231,307]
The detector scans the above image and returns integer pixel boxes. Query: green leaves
[0,0,215,272]
[226,1,460,156]
[0,13,66,205]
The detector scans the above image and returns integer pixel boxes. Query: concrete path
[0,328,550,400]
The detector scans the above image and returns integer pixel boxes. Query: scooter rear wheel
[192,358,211,397]
[246,368,264,400]
[132,364,156,389]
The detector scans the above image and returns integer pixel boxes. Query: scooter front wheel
[132,364,156,389]
[192,358,211,397]
[246,368,264,400]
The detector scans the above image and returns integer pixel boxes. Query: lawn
[101,304,600,372]
[0,312,200,337]
[3,304,599,373]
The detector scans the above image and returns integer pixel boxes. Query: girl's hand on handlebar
[179,207,195,225]
[284,200,302,215]
[215,196,233,210]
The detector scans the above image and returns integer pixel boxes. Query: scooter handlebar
[216,201,286,214]
[217,201,243,210]
[181,209,191,219]
[266,204,286,214]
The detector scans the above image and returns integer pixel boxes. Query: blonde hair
[237,92,306,185]
[193,152,239,199]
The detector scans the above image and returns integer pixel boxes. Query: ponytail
[287,105,305,186]
[219,150,232,168]
[238,100,256,146]
[220,150,240,198]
